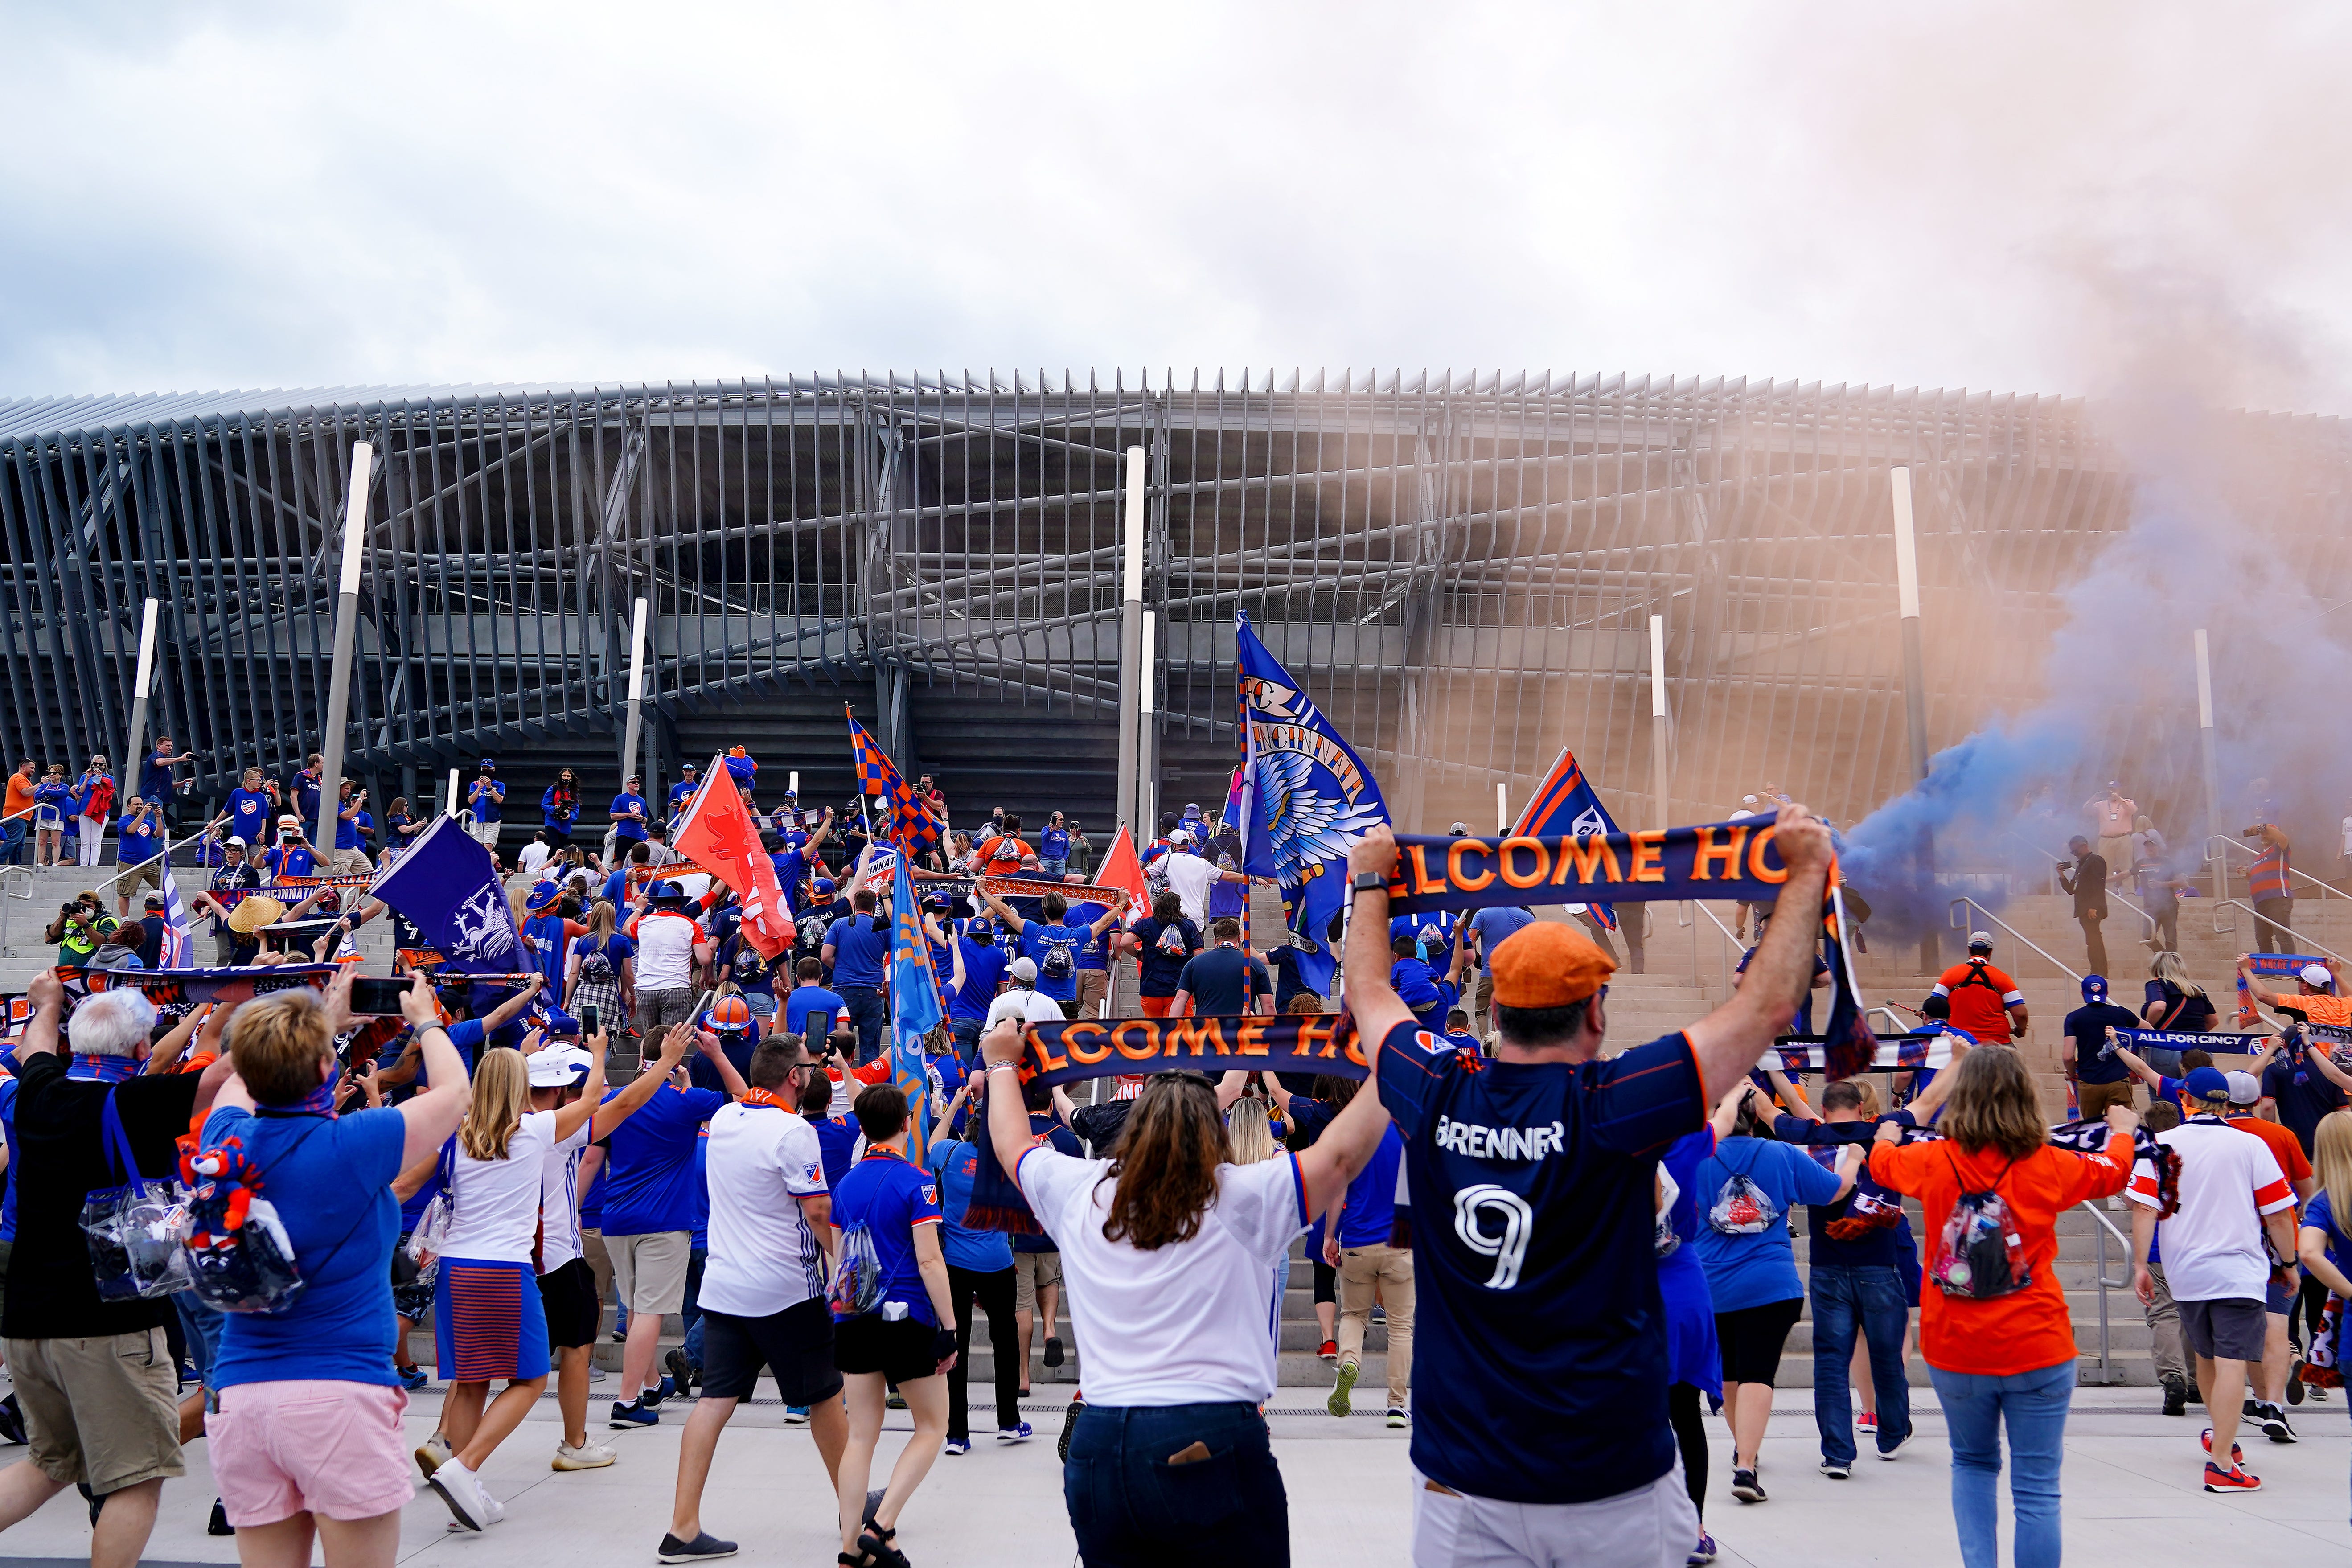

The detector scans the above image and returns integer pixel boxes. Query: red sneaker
[1855,1412,1878,1435]
[2200,1428,2244,1465]
[2204,1461,2262,1493]
[1317,1340,1338,1361]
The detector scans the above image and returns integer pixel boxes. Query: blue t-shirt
[1040,828,1071,861]
[1691,1136,1841,1313]
[334,803,362,850]
[668,780,700,817]
[1174,945,1268,1015]
[1769,1114,1912,1269]
[925,1137,1014,1272]
[1019,921,1093,1004]
[599,1083,728,1235]
[785,985,847,1043]
[810,1113,862,1190]
[522,914,573,989]
[263,844,317,880]
[2300,1192,2351,1318]
[691,1134,711,1249]
[1265,944,1319,1011]
[292,772,322,823]
[610,793,649,841]
[2065,1002,2142,1086]
[2265,1054,2349,1156]
[1390,911,1459,971]
[1068,902,1112,972]
[1466,907,1534,971]
[0,1075,19,1241]
[117,818,160,865]
[226,788,273,846]
[570,933,635,989]
[199,1105,408,1390]
[468,780,503,822]
[825,916,890,989]
[952,937,1010,1022]
[1376,1018,1703,1505]
[1336,1123,1406,1247]
[1390,957,1457,1031]
[831,1147,944,1326]
[771,847,816,915]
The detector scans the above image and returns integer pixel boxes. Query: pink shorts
[206,1380,415,1528]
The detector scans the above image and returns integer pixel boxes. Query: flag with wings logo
[1235,610,1390,997]
[1512,746,1621,931]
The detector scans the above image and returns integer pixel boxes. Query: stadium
[17,370,2345,848]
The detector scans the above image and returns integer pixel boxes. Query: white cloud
[3,0,2346,406]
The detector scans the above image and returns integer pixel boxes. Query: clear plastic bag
[1707,1169,1780,1236]
[1928,1154,2031,1300]
[828,1224,883,1317]
[1654,1168,1682,1259]
[185,1196,305,1315]
[82,1092,192,1301]
[406,1193,451,1268]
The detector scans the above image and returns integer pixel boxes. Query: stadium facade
[4,371,2345,838]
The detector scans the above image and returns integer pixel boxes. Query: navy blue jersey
[1376,1018,1704,1504]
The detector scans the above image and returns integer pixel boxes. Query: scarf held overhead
[1011,1014,1371,1090]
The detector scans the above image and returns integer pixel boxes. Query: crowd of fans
[0,752,2349,1568]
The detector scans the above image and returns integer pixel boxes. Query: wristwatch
[1351,871,1390,896]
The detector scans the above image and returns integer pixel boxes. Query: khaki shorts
[118,857,164,897]
[608,1230,692,1316]
[1014,1249,1063,1314]
[7,1327,185,1493]
[1073,969,1110,1020]
[329,847,373,876]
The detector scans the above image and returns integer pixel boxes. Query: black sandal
[858,1523,910,1568]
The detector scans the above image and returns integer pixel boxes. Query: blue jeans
[1064,1401,1289,1568]
[680,1245,709,1370]
[1038,857,1067,878]
[173,1291,226,1385]
[840,984,888,1065]
[1812,1262,1913,1465]
[0,819,21,864]
[1927,1359,2073,1568]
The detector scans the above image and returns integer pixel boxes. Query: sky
[4,0,2350,409]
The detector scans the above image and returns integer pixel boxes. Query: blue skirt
[1658,1246,1720,1399]
[434,1257,550,1385]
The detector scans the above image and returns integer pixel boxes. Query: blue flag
[1235,610,1390,997]
[888,852,944,1162]
[369,814,525,975]
[1512,746,1621,931]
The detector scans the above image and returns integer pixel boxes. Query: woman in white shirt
[976,1018,1392,1564]
[417,1045,604,1531]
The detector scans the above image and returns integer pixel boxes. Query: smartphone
[349,976,410,1015]
[581,1004,601,1038]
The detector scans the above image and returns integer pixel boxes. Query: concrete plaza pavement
[4,1386,2346,1565]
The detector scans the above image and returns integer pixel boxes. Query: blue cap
[682,761,698,772]
[478,758,496,769]
[649,879,686,902]
[813,877,836,896]
[2081,974,2108,1002]
[2183,1065,2232,1104]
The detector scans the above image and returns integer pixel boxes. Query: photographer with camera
[329,781,373,875]
[190,972,468,1559]
[464,761,505,852]
[260,816,319,883]
[44,892,120,968]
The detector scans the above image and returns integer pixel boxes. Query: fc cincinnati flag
[1512,746,1621,931]
[848,708,941,854]
[1235,610,1389,999]
[887,852,945,1164]
[369,814,523,975]
[671,755,792,960]
[157,856,195,968]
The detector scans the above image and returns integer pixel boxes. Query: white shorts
[1412,1465,1697,1568]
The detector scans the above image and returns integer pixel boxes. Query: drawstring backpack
[1928,1150,2031,1300]
[827,1223,883,1317]
[1707,1145,1782,1236]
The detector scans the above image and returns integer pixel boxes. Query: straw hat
[226,895,288,935]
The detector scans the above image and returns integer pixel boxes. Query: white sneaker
[447,1485,507,1530]
[554,1441,617,1471]
[588,1364,608,1383]
[414,1433,453,1480]
[428,1458,492,1531]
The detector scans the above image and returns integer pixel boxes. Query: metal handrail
[2214,899,2351,968]
[1675,899,1743,1000]
[1949,896,2081,986]
[2207,833,2350,904]
[2002,828,2065,896]
[2080,1197,2136,1386]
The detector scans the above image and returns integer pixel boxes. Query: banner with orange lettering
[1379,821,1791,915]
[1015,1014,1370,1088]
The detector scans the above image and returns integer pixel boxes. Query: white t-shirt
[517,841,553,875]
[629,908,704,991]
[537,1119,595,1274]
[986,988,1066,1031]
[1015,1145,1308,1404]
[446,1109,562,1263]
[699,1103,831,1317]
[2130,1117,2294,1301]
[1162,853,1217,928]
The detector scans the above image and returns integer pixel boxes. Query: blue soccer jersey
[1375,1018,1705,1505]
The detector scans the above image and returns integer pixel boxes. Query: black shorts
[701,1298,845,1405]
[834,1313,944,1385]
[1312,1257,1337,1305]
[1716,1297,1805,1387]
[538,1257,601,1350]
[2181,1297,2268,1362]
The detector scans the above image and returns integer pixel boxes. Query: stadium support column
[620,596,649,788]
[1139,611,1160,835]
[1892,466,1938,973]
[119,597,161,806]
[1118,445,1147,836]
[1649,615,1671,832]
[316,442,374,854]
[2195,628,2223,899]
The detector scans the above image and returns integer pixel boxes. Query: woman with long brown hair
[977,1018,1394,1565]
[1870,1047,2136,1568]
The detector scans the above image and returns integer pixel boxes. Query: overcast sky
[5,1,2348,410]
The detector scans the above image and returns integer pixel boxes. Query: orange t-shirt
[1871,1133,2133,1376]
[2,772,33,824]
[1935,960,2022,1044]
[2278,992,2352,1029]
[2229,1115,2312,1212]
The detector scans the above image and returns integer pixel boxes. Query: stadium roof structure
[4,370,2348,836]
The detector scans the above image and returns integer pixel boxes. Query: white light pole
[1892,466,1937,972]
[315,442,374,853]
[119,597,162,805]
[1649,613,1671,832]
[619,596,650,791]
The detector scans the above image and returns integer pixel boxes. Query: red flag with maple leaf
[1094,825,1151,927]
[670,755,792,960]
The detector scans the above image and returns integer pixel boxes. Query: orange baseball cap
[1489,921,1616,1008]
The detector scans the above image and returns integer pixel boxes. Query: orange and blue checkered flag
[846,708,941,853]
